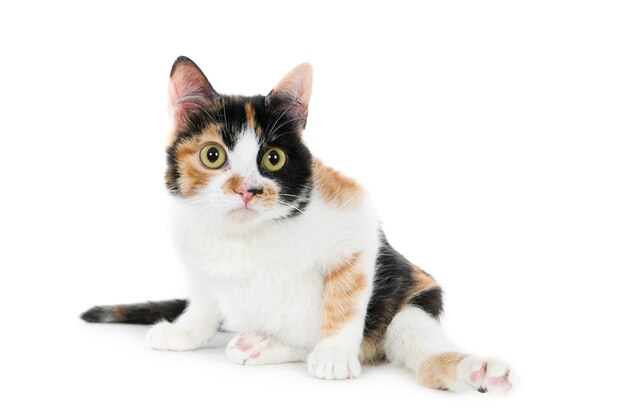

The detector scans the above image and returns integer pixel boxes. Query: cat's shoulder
[312,158,365,209]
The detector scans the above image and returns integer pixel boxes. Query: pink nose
[235,187,262,205]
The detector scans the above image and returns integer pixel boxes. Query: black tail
[80,299,188,325]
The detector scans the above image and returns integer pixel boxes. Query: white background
[1,1,625,415]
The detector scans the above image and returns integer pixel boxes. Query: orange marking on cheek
[320,252,367,338]
[178,160,211,198]
[172,129,226,198]
[419,353,468,389]
[313,159,363,208]
[257,184,278,207]
[222,174,243,195]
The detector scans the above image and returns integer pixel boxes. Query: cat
[81,56,514,393]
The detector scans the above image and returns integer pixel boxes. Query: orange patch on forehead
[199,124,223,143]
[245,102,255,127]
[244,101,261,136]
[313,159,363,208]
[321,252,367,338]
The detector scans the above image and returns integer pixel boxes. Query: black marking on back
[408,287,444,318]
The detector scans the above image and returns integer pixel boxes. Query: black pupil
[268,150,280,166]
[207,147,220,163]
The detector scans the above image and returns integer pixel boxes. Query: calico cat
[82,56,514,393]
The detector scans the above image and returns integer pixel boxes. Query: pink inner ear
[271,63,312,110]
[268,63,313,128]
[168,60,215,128]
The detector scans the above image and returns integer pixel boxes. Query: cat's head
[165,56,313,229]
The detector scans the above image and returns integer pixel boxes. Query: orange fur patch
[111,306,127,321]
[176,140,211,198]
[313,159,362,208]
[411,267,438,295]
[243,101,261,135]
[321,252,367,338]
[419,353,467,389]
[174,127,226,198]
[222,174,243,195]
[244,102,255,128]
[360,337,387,364]
[258,184,278,207]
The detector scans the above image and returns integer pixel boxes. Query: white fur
[226,332,307,365]
[384,307,514,392]
[153,127,379,380]
[149,127,514,390]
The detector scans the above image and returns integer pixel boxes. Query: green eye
[262,147,287,172]
[200,143,227,169]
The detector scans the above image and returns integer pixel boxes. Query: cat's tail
[80,299,188,325]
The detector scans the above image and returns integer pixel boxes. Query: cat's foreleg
[307,252,374,380]
[147,289,219,351]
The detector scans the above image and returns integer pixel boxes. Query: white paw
[457,356,516,394]
[226,333,271,365]
[146,321,207,351]
[307,347,361,380]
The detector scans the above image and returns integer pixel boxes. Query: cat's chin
[226,207,260,223]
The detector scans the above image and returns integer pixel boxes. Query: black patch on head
[363,231,444,344]
[166,94,313,217]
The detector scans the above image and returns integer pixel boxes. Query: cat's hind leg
[226,333,308,365]
[384,306,515,393]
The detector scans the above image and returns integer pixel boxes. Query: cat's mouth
[227,206,259,222]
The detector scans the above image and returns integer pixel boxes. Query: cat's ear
[266,63,313,129]
[168,56,218,130]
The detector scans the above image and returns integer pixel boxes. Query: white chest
[168,195,379,348]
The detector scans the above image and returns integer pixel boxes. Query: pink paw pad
[235,337,253,352]
[489,373,513,391]
[470,362,487,383]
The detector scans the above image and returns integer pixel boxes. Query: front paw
[147,321,207,351]
[307,346,361,380]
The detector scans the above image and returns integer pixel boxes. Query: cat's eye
[262,147,287,172]
[200,143,227,169]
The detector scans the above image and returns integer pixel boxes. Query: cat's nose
[236,187,263,205]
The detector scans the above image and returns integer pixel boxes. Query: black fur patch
[364,232,444,343]
[80,299,188,325]
[408,287,444,318]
